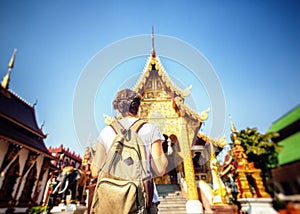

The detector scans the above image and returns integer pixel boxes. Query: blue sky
[0,1,299,155]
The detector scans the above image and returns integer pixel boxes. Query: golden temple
[103,32,230,211]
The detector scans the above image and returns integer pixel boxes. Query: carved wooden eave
[173,96,210,122]
[133,55,209,123]
[134,55,186,98]
[197,132,227,149]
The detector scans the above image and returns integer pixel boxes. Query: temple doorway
[154,134,183,185]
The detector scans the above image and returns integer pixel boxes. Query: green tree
[230,127,280,196]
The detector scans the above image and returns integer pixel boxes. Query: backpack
[91,119,154,214]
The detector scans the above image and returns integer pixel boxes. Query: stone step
[159,191,184,197]
[158,210,187,214]
[159,198,186,203]
[157,184,187,214]
[160,197,186,202]
[158,206,187,214]
[160,196,186,200]
[159,196,186,200]
[159,205,186,210]
[159,199,186,204]
[159,200,186,205]
[158,207,187,213]
[159,203,186,206]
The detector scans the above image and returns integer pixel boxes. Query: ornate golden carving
[180,118,199,201]
[210,142,227,204]
[104,52,213,201]
[200,108,210,121]
[134,55,187,99]
[231,120,271,199]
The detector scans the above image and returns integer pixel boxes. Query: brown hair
[112,89,141,117]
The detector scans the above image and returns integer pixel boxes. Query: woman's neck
[127,113,138,118]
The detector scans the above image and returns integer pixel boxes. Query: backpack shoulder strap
[109,120,124,135]
[130,120,154,210]
[110,118,146,135]
[130,119,147,134]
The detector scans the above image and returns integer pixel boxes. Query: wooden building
[0,51,54,213]
[48,144,82,170]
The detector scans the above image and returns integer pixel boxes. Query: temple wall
[14,148,29,202]
[0,140,9,187]
[0,139,49,209]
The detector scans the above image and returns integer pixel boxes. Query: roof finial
[40,120,45,130]
[229,115,237,133]
[33,99,38,108]
[229,115,239,142]
[1,49,17,90]
[151,26,156,57]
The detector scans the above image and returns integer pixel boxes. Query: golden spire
[210,140,216,161]
[229,115,240,144]
[229,115,241,145]
[8,49,17,69]
[1,49,17,90]
[229,115,237,133]
[151,26,156,58]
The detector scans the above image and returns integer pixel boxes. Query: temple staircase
[157,184,187,214]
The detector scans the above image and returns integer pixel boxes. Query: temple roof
[196,132,227,148]
[48,144,82,162]
[0,86,50,156]
[268,105,300,133]
[133,54,209,122]
[268,105,300,165]
[0,88,45,137]
[277,132,300,165]
[134,55,187,98]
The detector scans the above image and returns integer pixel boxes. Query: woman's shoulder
[139,121,160,133]
[102,124,116,132]
[99,124,116,138]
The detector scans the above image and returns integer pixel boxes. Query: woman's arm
[150,140,168,176]
[91,143,106,178]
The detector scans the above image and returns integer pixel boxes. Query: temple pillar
[251,169,271,198]
[236,170,252,198]
[179,118,203,213]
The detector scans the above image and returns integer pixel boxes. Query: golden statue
[230,119,270,199]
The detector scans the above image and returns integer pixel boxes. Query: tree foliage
[230,127,281,195]
[232,128,280,168]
